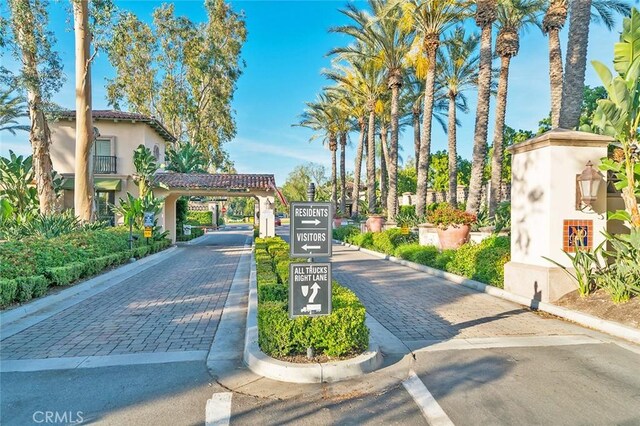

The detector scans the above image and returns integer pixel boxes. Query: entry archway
[153,173,284,242]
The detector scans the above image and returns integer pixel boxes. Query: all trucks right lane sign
[289,262,332,317]
[290,201,332,258]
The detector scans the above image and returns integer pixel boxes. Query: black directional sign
[289,263,332,318]
[290,202,332,258]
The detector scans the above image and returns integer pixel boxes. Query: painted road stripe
[403,370,454,426]
[408,334,605,353]
[206,392,232,426]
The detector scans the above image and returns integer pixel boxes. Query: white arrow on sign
[301,219,321,226]
[308,282,320,303]
[302,244,321,251]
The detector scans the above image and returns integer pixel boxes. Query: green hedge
[176,226,205,242]
[0,228,171,308]
[254,237,369,357]
[186,211,213,226]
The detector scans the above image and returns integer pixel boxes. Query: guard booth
[152,172,284,242]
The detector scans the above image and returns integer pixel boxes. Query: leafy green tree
[578,85,608,130]
[0,89,29,135]
[106,1,246,169]
[397,161,417,195]
[132,144,158,198]
[0,150,38,216]
[281,163,329,204]
[429,150,471,193]
[592,8,640,229]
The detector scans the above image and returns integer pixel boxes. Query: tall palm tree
[558,0,630,129]
[467,0,497,215]
[543,0,568,127]
[0,90,30,135]
[401,0,468,218]
[325,88,353,216]
[332,0,411,219]
[325,52,386,214]
[437,28,479,207]
[490,0,544,217]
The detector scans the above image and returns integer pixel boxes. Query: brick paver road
[331,245,583,343]
[0,232,250,360]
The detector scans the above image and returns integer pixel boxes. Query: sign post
[289,263,332,318]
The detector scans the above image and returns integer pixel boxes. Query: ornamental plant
[427,204,476,229]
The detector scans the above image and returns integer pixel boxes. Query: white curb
[333,239,640,345]
[243,249,383,383]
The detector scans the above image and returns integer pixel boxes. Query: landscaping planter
[437,224,471,250]
[366,215,386,233]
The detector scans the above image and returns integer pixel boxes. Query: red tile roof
[154,172,276,191]
[57,110,176,143]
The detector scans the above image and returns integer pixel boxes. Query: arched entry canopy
[153,172,285,242]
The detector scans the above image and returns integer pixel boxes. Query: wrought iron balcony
[94,155,117,174]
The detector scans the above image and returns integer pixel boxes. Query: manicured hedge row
[176,227,205,242]
[254,237,369,357]
[334,227,510,288]
[186,211,213,226]
[0,230,171,308]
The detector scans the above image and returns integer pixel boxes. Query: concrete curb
[1,246,182,338]
[243,249,383,383]
[333,239,640,345]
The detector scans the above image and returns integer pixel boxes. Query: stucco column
[162,194,179,243]
[257,195,275,238]
[504,129,612,302]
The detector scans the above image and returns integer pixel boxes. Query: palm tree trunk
[416,47,437,218]
[10,0,56,215]
[367,108,376,213]
[352,118,365,216]
[330,136,337,207]
[490,56,511,218]
[380,125,389,213]
[548,27,564,128]
[388,82,400,220]
[339,132,347,216]
[447,93,458,207]
[73,0,94,222]
[413,107,421,175]
[558,0,592,129]
[467,22,493,215]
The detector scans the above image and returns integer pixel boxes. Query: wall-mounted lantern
[576,161,603,210]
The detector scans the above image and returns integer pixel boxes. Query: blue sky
[0,0,624,185]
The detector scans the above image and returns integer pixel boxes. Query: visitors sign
[290,202,332,258]
[289,263,332,317]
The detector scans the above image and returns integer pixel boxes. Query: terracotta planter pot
[333,218,343,228]
[366,215,386,233]
[437,224,471,250]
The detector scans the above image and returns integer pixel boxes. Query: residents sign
[289,263,332,317]
[290,202,332,257]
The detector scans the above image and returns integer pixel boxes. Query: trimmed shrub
[185,211,213,226]
[15,276,42,302]
[350,231,374,249]
[30,275,49,297]
[434,250,456,271]
[333,225,359,242]
[45,262,86,286]
[395,244,439,267]
[258,283,288,303]
[447,236,510,288]
[0,279,18,307]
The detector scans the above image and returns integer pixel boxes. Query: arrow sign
[308,283,320,303]
[301,219,321,226]
[290,202,332,258]
[302,244,321,251]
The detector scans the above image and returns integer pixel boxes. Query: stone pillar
[401,192,412,206]
[504,129,612,302]
[257,195,275,238]
[161,194,179,243]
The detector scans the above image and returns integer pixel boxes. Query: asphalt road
[1,225,639,425]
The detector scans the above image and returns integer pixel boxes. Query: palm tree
[558,0,630,129]
[490,0,544,217]
[400,0,468,218]
[325,51,386,214]
[331,0,411,220]
[437,28,479,207]
[324,88,353,216]
[467,0,497,215]
[543,0,568,127]
[0,90,30,135]
[166,143,207,173]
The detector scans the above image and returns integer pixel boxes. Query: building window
[153,145,160,161]
[95,191,115,226]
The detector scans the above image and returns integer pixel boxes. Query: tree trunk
[548,27,564,128]
[447,93,458,207]
[330,135,337,207]
[339,132,347,216]
[413,107,421,175]
[467,23,493,215]
[490,56,511,218]
[380,125,389,214]
[558,0,592,129]
[367,108,376,213]
[352,118,365,216]
[9,0,56,215]
[416,47,437,218]
[73,0,94,222]
[387,83,400,220]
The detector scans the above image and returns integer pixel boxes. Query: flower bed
[254,237,369,358]
[0,227,171,308]
[333,226,509,288]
